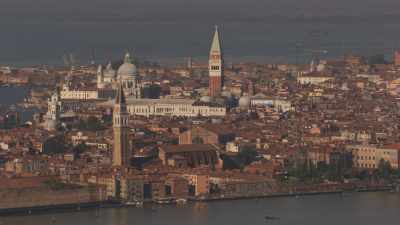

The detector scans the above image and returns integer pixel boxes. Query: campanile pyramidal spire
[209,25,224,97]
[113,83,130,167]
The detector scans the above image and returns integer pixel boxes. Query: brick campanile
[209,26,223,97]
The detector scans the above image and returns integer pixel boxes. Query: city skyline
[0,1,400,224]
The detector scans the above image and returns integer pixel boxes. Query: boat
[51,216,57,225]
[95,207,100,218]
[125,201,143,207]
[176,198,187,205]
[156,199,172,204]
[264,216,280,220]
[125,201,136,206]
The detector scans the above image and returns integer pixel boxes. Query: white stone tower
[45,88,62,131]
[113,84,130,167]
[97,65,105,89]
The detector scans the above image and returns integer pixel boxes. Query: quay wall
[0,187,101,210]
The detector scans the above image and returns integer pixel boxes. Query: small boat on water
[125,201,143,208]
[51,216,57,224]
[95,207,100,218]
[264,216,280,221]
[176,198,187,205]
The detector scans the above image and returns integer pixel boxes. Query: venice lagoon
[0,86,29,105]
[0,86,36,122]
[1,192,399,225]
[2,19,400,67]
[2,1,400,66]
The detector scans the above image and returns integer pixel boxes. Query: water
[2,20,400,67]
[0,86,29,106]
[1,0,400,66]
[1,192,399,225]
[0,86,36,122]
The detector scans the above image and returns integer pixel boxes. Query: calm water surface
[0,86,29,106]
[1,20,400,66]
[1,192,399,225]
[2,1,400,66]
[0,86,36,122]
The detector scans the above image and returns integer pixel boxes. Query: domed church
[97,52,142,99]
[97,28,228,118]
[117,52,141,99]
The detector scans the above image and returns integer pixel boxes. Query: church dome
[117,52,138,78]
[104,62,116,78]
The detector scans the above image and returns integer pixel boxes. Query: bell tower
[209,25,223,97]
[113,84,130,167]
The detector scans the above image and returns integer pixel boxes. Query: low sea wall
[0,183,394,216]
[0,187,100,210]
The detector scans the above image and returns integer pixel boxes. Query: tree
[42,136,66,154]
[377,159,392,179]
[236,147,258,167]
[192,136,204,144]
[394,169,400,178]
[102,112,112,124]
[86,116,103,131]
[221,154,240,170]
[357,169,370,181]
[209,183,221,194]
[76,116,104,131]
[44,178,67,190]
[221,147,259,171]
[73,143,88,156]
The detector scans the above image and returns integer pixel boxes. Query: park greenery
[43,178,80,190]
[76,116,105,131]
[222,147,258,170]
[286,157,400,184]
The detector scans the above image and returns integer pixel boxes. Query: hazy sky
[2,0,400,23]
